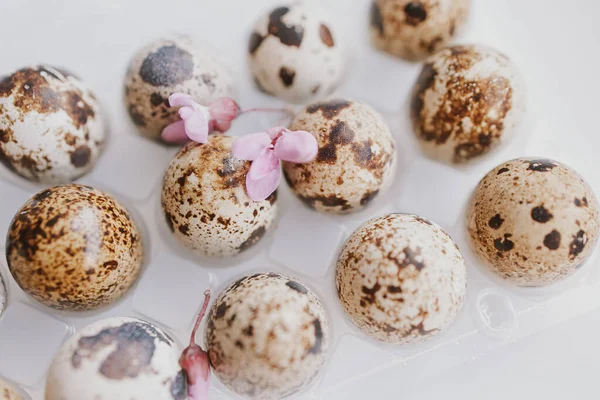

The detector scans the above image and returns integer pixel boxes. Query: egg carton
[1,0,600,399]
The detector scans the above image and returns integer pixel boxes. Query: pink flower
[232,127,318,201]
[180,290,212,400]
[161,93,240,144]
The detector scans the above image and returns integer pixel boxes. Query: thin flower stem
[239,107,295,118]
[190,290,211,346]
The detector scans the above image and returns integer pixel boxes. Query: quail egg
[6,184,143,311]
[336,214,467,344]
[467,158,600,287]
[206,272,329,399]
[411,44,526,163]
[282,98,397,214]
[0,378,24,400]
[162,135,277,258]
[248,2,345,103]
[45,317,186,400]
[124,35,236,141]
[0,65,106,183]
[0,273,6,318]
[370,0,471,60]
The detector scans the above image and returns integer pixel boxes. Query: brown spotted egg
[411,44,526,163]
[282,99,397,214]
[206,272,329,399]
[124,35,236,141]
[467,158,600,287]
[46,317,187,400]
[370,0,471,60]
[0,378,24,400]
[0,65,106,183]
[336,214,467,344]
[5,184,143,311]
[248,3,345,103]
[162,135,277,258]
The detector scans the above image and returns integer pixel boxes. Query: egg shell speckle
[124,35,236,140]
[161,135,277,258]
[336,214,467,344]
[410,44,526,163]
[0,65,106,183]
[45,317,186,400]
[282,99,397,214]
[0,378,25,400]
[206,272,329,399]
[6,184,143,311]
[370,0,471,60]
[467,158,600,287]
[0,273,6,318]
[248,3,345,104]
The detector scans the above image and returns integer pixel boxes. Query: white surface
[1,0,600,399]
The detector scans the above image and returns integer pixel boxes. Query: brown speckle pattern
[467,158,600,286]
[370,0,471,60]
[6,184,143,311]
[206,273,329,399]
[248,3,345,104]
[124,35,235,141]
[283,99,396,214]
[161,135,277,257]
[46,318,184,400]
[0,65,106,183]
[336,214,467,344]
[410,45,525,164]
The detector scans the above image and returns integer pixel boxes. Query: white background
[1,0,599,399]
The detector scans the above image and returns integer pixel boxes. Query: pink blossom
[232,127,318,201]
[161,94,240,144]
[180,290,212,400]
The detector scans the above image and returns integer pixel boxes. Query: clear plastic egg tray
[1,0,599,399]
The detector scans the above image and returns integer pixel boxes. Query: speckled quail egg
[6,184,143,311]
[411,44,526,163]
[0,273,6,318]
[162,135,277,258]
[282,99,397,214]
[206,272,329,399]
[45,317,187,400]
[124,35,236,141]
[0,378,25,400]
[467,158,600,287]
[0,65,106,183]
[336,214,467,344]
[248,2,345,103]
[370,0,471,60]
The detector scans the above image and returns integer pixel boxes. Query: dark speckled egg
[0,273,6,318]
[282,99,397,214]
[336,214,467,344]
[124,35,236,141]
[0,65,106,184]
[370,0,471,60]
[206,273,329,399]
[5,184,143,311]
[467,158,600,286]
[46,317,186,400]
[161,135,277,258]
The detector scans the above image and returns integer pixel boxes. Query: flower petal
[184,112,209,143]
[169,93,195,107]
[266,126,286,140]
[232,132,272,161]
[209,98,240,121]
[274,130,318,163]
[179,106,196,120]
[246,165,281,201]
[248,148,280,181]
[161,120,189,143]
